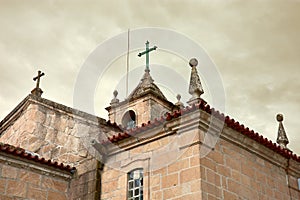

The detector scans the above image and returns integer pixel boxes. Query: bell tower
[105,41,176,130]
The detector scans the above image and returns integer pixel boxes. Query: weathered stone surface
[27,185,47,200]
[41,177,68,192]
[19,170,41,185]
[45,127,58,143]
[2,165,18,179]
[0,97,109,177]
[47,191,67,200]
[0,159,73,200]
[6,180,27,198]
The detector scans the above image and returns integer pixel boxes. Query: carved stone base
[31,88,43,97]
[187,97,207,106]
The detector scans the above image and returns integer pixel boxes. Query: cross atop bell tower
[138,41,157,72]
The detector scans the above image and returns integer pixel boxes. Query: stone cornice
[104,109,221,157]
[0,95,31,133]
[288,158,300,177]
[105,101,300,164]
[0,152,73,180]
[221,126,290,170]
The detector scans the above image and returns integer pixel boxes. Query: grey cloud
[0,0,299,154]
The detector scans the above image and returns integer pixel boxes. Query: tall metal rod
[126,29,130,97]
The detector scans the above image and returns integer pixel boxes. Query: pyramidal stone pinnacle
[276,114,289,149]
[187,58,204,106]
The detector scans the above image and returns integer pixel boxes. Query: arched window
[122,110,136,130]
[128,168,143,200]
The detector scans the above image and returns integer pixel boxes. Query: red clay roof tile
[105,102,300,162]
[0,143,76,173]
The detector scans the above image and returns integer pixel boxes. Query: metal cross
[138,41,157,71]
[33,70,45,89]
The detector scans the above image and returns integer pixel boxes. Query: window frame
[127,168,143,200]
[122,110,137,130]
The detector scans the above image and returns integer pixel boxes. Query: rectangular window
[128,169,143,200]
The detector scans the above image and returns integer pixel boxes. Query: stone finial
[31,70,45,97]
[276,114,289,149]
[141,69,154,85]
[126,66,168,101]
[187,58,204,106]
[110,90,119,107]
[175,94,184,109]
[113,90,118,98]
[189,58,198,67]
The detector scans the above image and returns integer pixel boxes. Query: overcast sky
[0,0,299,154]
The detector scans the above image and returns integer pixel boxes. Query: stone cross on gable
[138,41,157,72]
[33,70,45,89]
[31,70,45,97]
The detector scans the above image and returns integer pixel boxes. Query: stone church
[0,46,299,199]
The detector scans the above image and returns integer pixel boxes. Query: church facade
[0,55,299,199]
